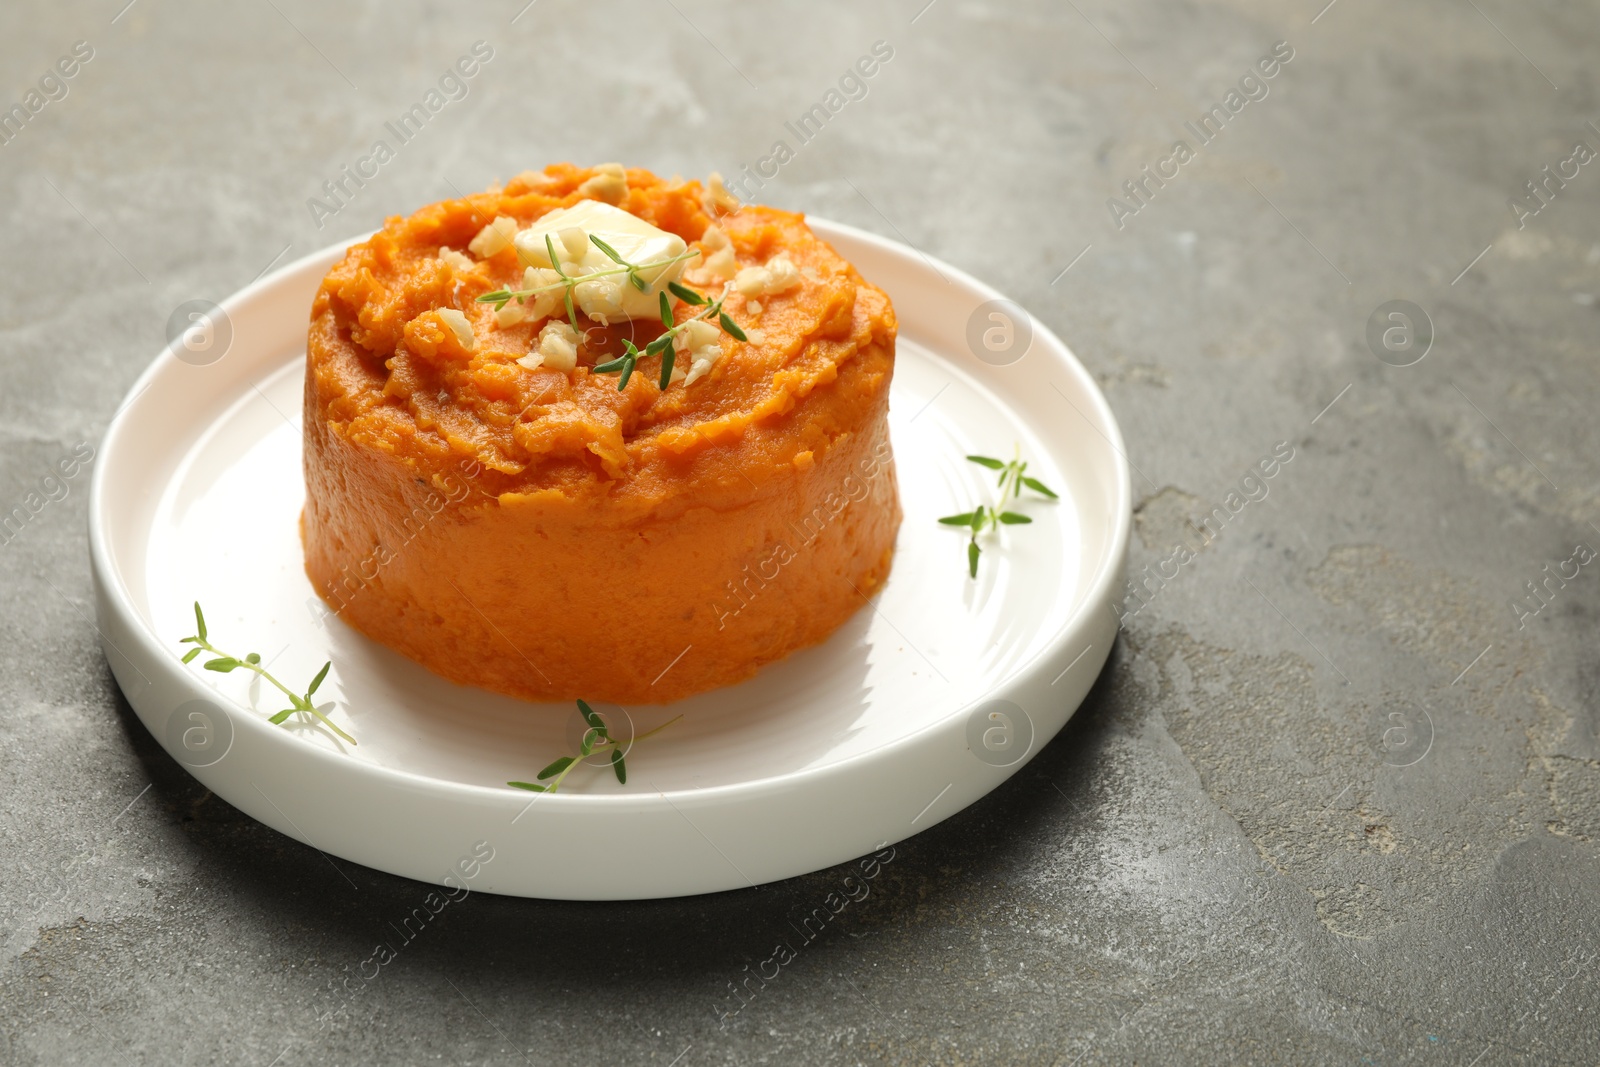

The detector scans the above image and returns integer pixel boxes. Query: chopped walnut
[467,216,518,258]
[700,172,740,218]
[734,254,800,298]
[521,320,580,372]
[494,302,527,329]
[576,162,628,204]
[437,308,476,350]
[675,319,724,386]
[438,246,475,272]
[522,266,564,321]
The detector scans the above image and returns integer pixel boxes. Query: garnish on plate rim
[178,601,356,745]
[938,448,1058,578]
[508,700,682,793]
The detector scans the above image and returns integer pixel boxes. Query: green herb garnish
[938,449,1058,578]
[589,276,745,392]
[475,246,703,329]
[508,700,682,793]
[592,340,643,390]
[474,236,747,393]
[544,234,579,329]
[178,601,355,745]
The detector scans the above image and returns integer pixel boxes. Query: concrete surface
[3,0,1599,1063]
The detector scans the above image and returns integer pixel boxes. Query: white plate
[89,219,1130,900]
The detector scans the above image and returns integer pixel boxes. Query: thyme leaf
[177,601,355,745]
[939,448,1058,578]
[508,702,682,794]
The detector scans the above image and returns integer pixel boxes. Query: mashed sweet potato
[302,164,900,704]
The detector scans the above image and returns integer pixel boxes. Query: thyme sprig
[592,279,747,391]
[508,700,682,793]
[589,234,658,294]
[178,602,355,745]
[474,240,702,331]
[939,449,1058,578]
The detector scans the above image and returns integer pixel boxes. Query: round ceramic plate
[89,218,1130,900]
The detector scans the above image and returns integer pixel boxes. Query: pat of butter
[512,201,689,324]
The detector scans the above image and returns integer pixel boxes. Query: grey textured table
[4,1,1599,1064]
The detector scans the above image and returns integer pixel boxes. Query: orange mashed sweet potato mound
[302,163,901,704]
